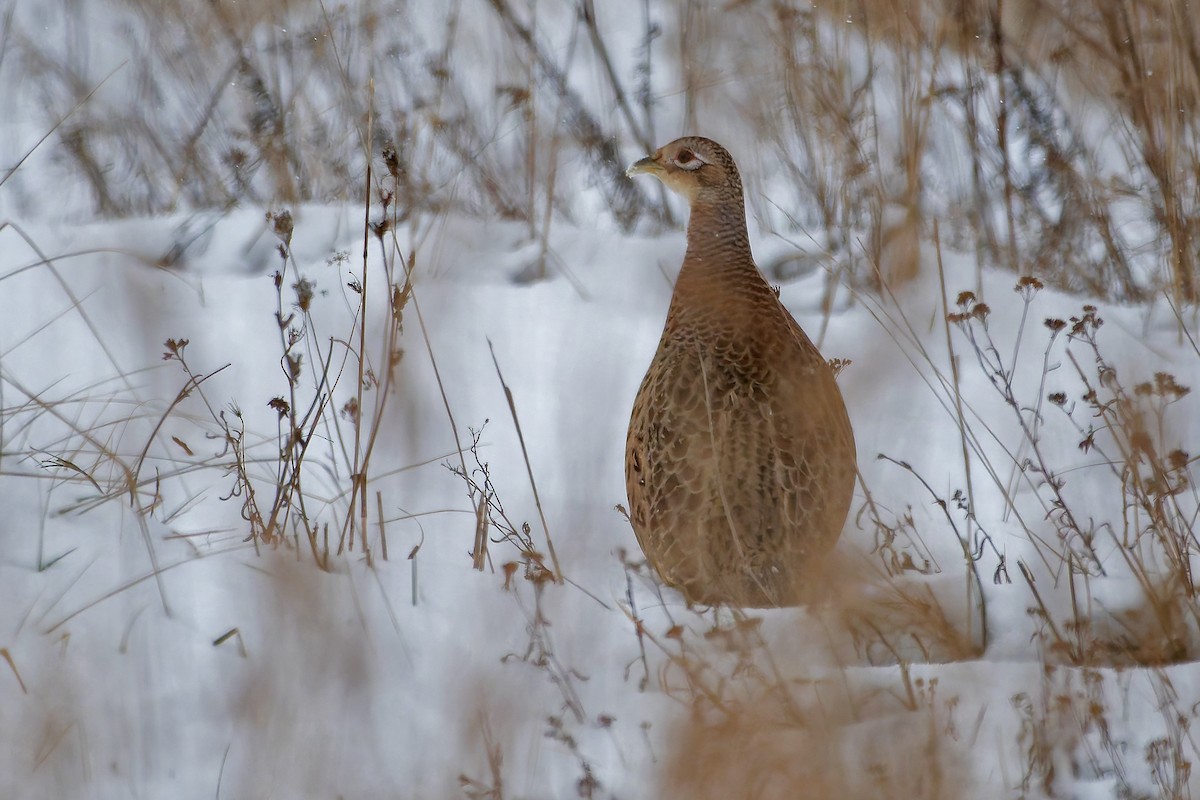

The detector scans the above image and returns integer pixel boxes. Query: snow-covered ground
[4,3,1200,799]
[4,198,1199,798]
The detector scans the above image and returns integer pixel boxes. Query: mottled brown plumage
[625,137,856,607]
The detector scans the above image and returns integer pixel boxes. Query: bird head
[626,137,744,206]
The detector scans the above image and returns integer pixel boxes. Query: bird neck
[680,196,754,281]
[665,196,774,333]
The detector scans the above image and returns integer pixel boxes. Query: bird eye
[674,150,702,170]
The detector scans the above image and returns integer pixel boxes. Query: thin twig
[486,339,563,583]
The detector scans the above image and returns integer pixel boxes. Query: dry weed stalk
[950,281,1107,575]
[950,279,1200,665]
[451,422,556,583]
[459,713,507,800]
[1012,663,1198,798]
[749,0,1186,298]
[143,140,423,566]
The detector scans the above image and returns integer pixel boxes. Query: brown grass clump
[651,601,969,800]
[662,698,963,800]
[802,0,1200,300]
[610,544,978,797]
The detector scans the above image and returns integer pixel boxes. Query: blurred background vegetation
[5,0,1197,301]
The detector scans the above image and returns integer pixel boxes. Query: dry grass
[8,0,1195,296]
[662,697,962,800]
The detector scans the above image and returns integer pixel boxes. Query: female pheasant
[625,136,856,607]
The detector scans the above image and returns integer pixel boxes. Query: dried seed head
[381,140,401,179]
[162,338,189,361]
[1015,275,1045,300]
[268,396,290,418]
[341,397,359,424]
[267,209,293,246]
[1154,372,1190,400]
[293,278,314,312]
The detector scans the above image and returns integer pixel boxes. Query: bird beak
[626,156,663,179]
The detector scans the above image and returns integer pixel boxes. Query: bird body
[625,137,856,607]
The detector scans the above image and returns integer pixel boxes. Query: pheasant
[624,137,856,607]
